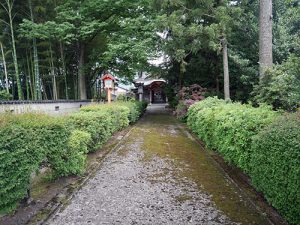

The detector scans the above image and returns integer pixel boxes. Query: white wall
[0,101,92,116]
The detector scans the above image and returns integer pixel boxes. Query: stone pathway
[46,104,271,225]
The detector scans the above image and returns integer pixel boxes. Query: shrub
[187,98,299,224]
[0,122,42,212]
[0,114,90,212]
[48,130,91,177]
[67,111,116,152]
[120,101,148,123]
[0,101,145,213]
[187,97,278,172]
[116,94,127,101]
[134,101,148,116]
[116,102,140,123]
[113,101,147,123]
[81,101,147,124]
[0,90,13,100]
[164,85,179,109]
[175,84,207,121]
[175,101,188,121]
[65,130,91,175]
[72,101,147,152]
[187,97,230,147]
[249,113,300,224]
[80,104,130,129]
[252,55,300,111]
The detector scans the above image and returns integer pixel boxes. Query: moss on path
[46,104,271,225]
[138,106,270,224]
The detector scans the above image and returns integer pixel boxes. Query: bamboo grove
[0,0,299,106]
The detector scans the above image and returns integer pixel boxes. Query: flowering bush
[175,84,206,121]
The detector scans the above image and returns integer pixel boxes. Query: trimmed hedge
[0,101,146,213]
[80,104,130,128]
[250,113,300,224]
[187,97,299,224]
[0,114,91,212]
[67,110,126,152]
[80,101,147,124]
[187,97,278,172]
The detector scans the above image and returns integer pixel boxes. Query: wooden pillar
[107,88,112,103]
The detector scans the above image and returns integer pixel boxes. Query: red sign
[101,73,116,89]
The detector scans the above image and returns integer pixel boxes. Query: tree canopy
[0,0,299,109]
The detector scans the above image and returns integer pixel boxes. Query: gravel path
[46,104,270,225]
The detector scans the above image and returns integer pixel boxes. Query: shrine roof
[133,78,166,87]
[101,74,117,81]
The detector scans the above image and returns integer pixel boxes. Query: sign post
[101,74,116,104]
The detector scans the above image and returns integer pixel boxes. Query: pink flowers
[175,84,207,120]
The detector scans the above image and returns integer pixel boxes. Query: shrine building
[132,74,167,104]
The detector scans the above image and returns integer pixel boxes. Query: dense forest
[0,0,299,110]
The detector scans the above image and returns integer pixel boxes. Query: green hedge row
[0,101,147,213]
[250,114,300,224]
[187,97,299,224]
[0,114,91,212]
[187,97,278,172]
[80,101,148,124]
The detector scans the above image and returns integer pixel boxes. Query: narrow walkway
[46,104,270,225]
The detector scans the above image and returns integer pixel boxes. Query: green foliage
[0,114,90,212]
[0,101,145,213]
[64,130,91,175]
[116,94,128,101]
[174,84,207,121]
[81,101,147,124]
[187,98,300,224]
[187,97,224,132]
[0,122,42,212]
[47,128,91,177]
[67,111,115,152]
[118,101,148,123]
[250,113,300,225]
[253,55,300,111]
[80,104,130,129]
[0,90,13,100]
[187,97,278,172]
[175,101,188,121]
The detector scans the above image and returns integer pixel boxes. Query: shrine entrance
[133,77,167,104]
[145,81,166,104]
[152,87,166,103]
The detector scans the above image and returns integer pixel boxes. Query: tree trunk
[7,0,23,99]
[12,77,15,98]
[29,0,42,100]
[78,43,87,100]
[33,38,41,100]
[49,44,58,100]
[222,38,230,100]
[60,42,69,99]
[259,0,273,79]
[24,65,30,100]
[26,50,34,100]
[41,79,48,100]
[0,42,9,93]
[29,50,36,100]
[216,73,220,95]
[179,60,187,89]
